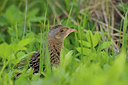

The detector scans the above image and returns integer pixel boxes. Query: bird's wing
[30,50,40,73]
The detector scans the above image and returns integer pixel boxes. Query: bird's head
[47,25,76,42]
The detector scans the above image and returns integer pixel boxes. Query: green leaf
[85,31,100,47]
[62,50,73,68]
[78,40,91,47]
[27,8,40,22]
[0,33,5,42]
[13,51,34,65]
[0,15,8,26]
[0,43,12,59]
[97,42,113,52]
[93,31,100,47]
[76,47,91,55]
[86,31,93,43]
[5,5,22,25]
[14,38,34,53]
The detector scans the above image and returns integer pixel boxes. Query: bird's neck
[47,37,63,66]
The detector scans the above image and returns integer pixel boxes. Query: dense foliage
[0,0,128,85]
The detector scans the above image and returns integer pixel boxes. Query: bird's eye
[60,28,67,32]
[60,29,64,32]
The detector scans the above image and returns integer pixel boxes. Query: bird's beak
[63,28,77,39]
[66,28,77,34]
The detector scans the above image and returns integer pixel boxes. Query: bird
[29,25,76,73]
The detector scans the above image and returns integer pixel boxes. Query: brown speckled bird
[30,25,76,73]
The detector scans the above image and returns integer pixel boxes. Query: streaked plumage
[18,25,76,74]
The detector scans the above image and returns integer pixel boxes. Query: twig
[102,3,108,33]
[79,0,123,34]
[23,0,28,39]
[55,1,78,25]
[110,0,125,20]
[111,39,118,52]
[112,33,123,37]
[47,0,60,23]
[102,4,108,25]
[91,17,123,34]
[81,10,122,33]
[111,7,114,34]
[81,0,106,12]
[102,25,118,52]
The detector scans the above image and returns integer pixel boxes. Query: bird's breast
[48,40,62,66]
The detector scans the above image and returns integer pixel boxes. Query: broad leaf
[6,5,22,25]
[76,47,91,55]
[97,42,113,52]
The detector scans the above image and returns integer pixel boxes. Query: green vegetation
[0,0,128,85]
